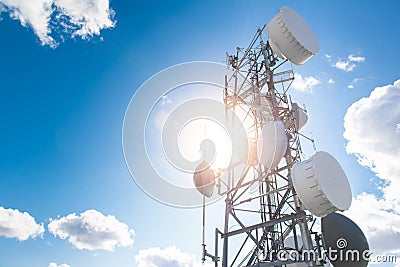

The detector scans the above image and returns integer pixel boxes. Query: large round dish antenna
[257,120,288,170]
[293,103,308,130]
[193,161,215,198]
[321,212,369,267]
[284,103,308,130]
[267,6,320,65]
[291,151,352,217]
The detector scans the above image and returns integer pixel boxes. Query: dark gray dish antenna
[321,212,369,267]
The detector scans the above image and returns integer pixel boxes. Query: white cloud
[53,0,115,38]
[347,77,362,89]
[334,60,355,72]
[135,246,214,267]
[0,0,54,46]
[48,263,70,267]
[344,80,400,200]
[343,80,400,253]
[348,55,366,63]
[0,206,44,241]
[327,78,335,84]
[333,54,365,72]
[344,193,400,253]
[291,73,321,93]
[48,209,134,251]
[325,54,332,60]
[0,0,115,48]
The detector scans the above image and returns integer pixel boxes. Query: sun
[177,102,258,172]
[178,117,232,171]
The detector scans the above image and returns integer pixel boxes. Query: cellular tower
[193,6,369,267]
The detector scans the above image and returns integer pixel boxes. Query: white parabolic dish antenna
[267,6,320,65]
[193,161,215,198]
[292,103,308,130]
[291,151,352,217]
[257,120,288,170]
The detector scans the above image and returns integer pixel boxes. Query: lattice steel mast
[203,25,321,267]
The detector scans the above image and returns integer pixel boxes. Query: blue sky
[0,0,399,267]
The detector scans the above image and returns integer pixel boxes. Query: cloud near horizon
[48,263,70,267]
[48,209,134,251]
[0,0,116,48]
[0,206,44,241]
[135,246,214,267]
